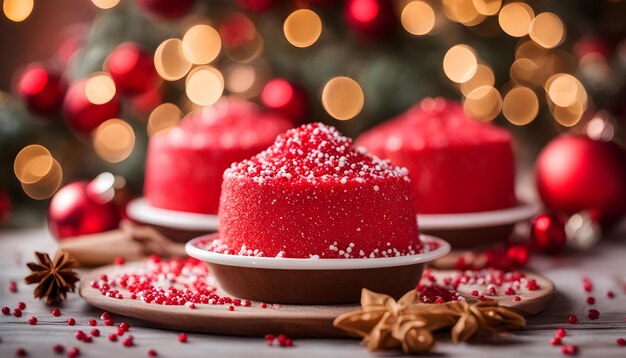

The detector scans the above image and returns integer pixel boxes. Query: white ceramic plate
[185,234,450,270]
[417,202,540,230]
[126,198,219,231]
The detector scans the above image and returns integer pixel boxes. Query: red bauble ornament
[236,0,273,12]
[0,191,11,222]
[219,13,256,48]
[137,0,195,20]
[505,243,530,268]
[105,42,157,96]
[531,213,567,254]
[344,0,396,36]
[63,79,121,136]
[16,64,67,116]
[48,180,121,239]
[535,135,626,222]
[261,78,308,124]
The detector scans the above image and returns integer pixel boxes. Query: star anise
[24,251,79,305]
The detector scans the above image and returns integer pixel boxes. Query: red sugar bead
[67,318,76,326]
[75,331,86,340]
[567,314,578,324]
[555,328,566,338]
[228,305,235,311]
[582,278,593,292]
[260,302,268,308]
[83,336,92,343]
[119,322,130,331]
[2,306,10,315]
[100,312,111,320]
[117,328,126,336]
[487,287,497,296]
[91,328,100,337]
[68,347,80,358]
[550,337,562,346]
[104,318,114,326]
[123,337,133,347]
[561,344,578,356]
[471,290,479,297]
[244,300,252,307]
[17,302,26,310]
[607,291,615,299]
[588,309,600,320]
[108,334,118,342]
[9,281,17,293]
[148,349,158,356]
[504,287,515,295]
[28,316,37,325]
[51,308,61,317]
[513,296,521,302]
[617,338,626,346]
[53,344,65,353]
[13,308,22,317]
[115,257,125,265]
[178,333,188,343]
[586,296,595,305]
[15,348,27,357]
[88,319,97,326]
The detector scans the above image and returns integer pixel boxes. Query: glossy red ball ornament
[105,42,157,96]
[136,0,195,20]
[505,243,530,268]
[48,181,121,239]
[236,0,273,12]
[344,0,395,36]
[535,135,626,221]
[63,79,121,136]
[16,64,67,116]
[531,213,567,254]
[261,78,308,124]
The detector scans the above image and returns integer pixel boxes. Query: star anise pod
[24,251,79,305]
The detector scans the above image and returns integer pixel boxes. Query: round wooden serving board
[80,264,555,337]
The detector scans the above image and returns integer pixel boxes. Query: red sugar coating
[217,122,420,258]
[145,97,293,214]
[416,283,459,303]
[356,97,516,214]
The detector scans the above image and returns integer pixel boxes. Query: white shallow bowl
[185,234,450,304]
[127,197,219,231]
[417,202,540,230]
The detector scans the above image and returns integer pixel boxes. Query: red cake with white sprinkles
[144,97,292,214]
[214,122,422,258]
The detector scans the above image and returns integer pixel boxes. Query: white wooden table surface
[1,228,625,357]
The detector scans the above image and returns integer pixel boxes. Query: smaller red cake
[356,98,516,214]
[144,98,292,214]
[216,122,421,258]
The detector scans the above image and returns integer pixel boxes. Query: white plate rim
[126,198,219,231]
[417,202,540,230]
[185,234,450,270]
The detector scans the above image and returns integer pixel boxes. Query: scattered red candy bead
[51,308,61,317]
[123,337,134,347]
[83,336,92,343]
[260,302,268,308]
[17,302,26,310]
[588,309,600,320]
[67,318,76,326]
[555,328,566,338]
[513,296,521,302]
[15,348,27,357]
[28,316,37,325]
[119,322,130,331]
[75,331,86,340]
[9,281,18,293]
[108,333,118,342]
[561,344,578,356]
[607,291,615,299]
[617,338,626,346]
[13,308,22,317]
[88,319,97,326]
[100,312,111,320]
[115,257,125,265]
[52,344,65,354]
[244,300,252,307]
[104,318,114,326]
[228,305,235,311]
[178,333,188,343]
[91,328,100,337]
[567,314,578,324]
[550,337,562,346]
[586,296,595,305]
[68,347,80,358]
[148,349,158,357]
[582,278,593,292]
[2,306,10,315]
[471,290,479,297]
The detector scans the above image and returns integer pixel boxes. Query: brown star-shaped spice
[24,251,79,305]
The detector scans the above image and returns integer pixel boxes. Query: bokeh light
[148,103,183,137]
[551,101,584,127]
[460,64,495,96]
[546,73,585,108]
[529,12,565,49]
[283,9,322,48]
[443,0,483,26]
[224,64,257,94]
[463,85,502,121]
[182,24,222,65]
[21,158,63,200]
[443,45,478,83]
[401,1,436,36]
[14,145,53,184]
[498,2,534,37]
[510,58,540,85]
[185,66,224,106]
[91,0,120,9]
[321,76,364,121]
[3,0,33,22]
[225,33,264,63]
[502,86,539,125]
[472,0,502,16]
[154,38,192,81]
[84,72,116,105]
[93,119,136,163]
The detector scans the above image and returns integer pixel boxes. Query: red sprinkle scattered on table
[115,257,125,265]
[586,296,595,305]
[178,333,188,343]
[148,349,158,357]
[567,315,578,324]
[617,338,626,346]
[550,337,561,346]
[88,319,97,326]
[104,318,114,326]
[588,309,600,320]
[13,308,22,317]
[2,306,9,315]
[67,318,76,326]
[555,328,566,338]
[108,334,118,342]
[68,347,80,358]
[17,302,26,310]
[561,344,578,356]
[75,331,86,341]
[15,348,27,357]
[582,277,593,292]
[91,328,100,337]
[53,344,65,353]
[123,337,134,347]
[51,308,61,317]
[607,291,615,299]
[100,312,111,320]
[119,322,130,331]
[9,280,17,293]
[28,316,37,325]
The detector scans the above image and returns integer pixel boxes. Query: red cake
[215,122,421,258]
[144,98,292,214]
[356,98,516,214]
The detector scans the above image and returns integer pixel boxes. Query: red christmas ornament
[16,64,67,116]
[535,135,626,222]
[573,36,610,60]
[236,0,273,12]
[531,213,567,254]
[344,0,396,36]
[0,191,11,222]
[63,79,121,136]
[105,42,157,96]
[136,0,195,20]
[48,179,121,240]
[261,78,308,124]
[505,243,530,268]
[219,13,256,48]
